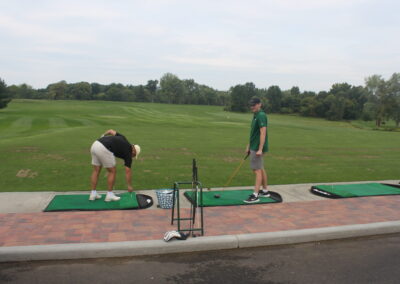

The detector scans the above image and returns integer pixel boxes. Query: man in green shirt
[244,97,270,203]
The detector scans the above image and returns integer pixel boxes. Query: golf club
[224,151,250,188]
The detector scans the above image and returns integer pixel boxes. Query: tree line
[227,73,400,127]
[1,72,399,127]
[2,73,228,106]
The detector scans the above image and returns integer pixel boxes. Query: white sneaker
[89,193,102,201]
[105,194,121,202]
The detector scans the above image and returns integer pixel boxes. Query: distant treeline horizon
[1,72,399,127]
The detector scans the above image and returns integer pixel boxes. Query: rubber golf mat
[311,183,400,198]
[44,193,153,212]
[184,190,282,207]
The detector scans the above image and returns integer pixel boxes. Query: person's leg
[245,151,261,203]
[261,168,268,190]
[91,165,102,190]
[90,142,103,200]
[258,167,271,197]
[105,167,120,202]
[252,151,264,194]
[254,169,263,194]
[106,167,116,192]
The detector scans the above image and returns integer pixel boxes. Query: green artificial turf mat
[184,189,280,207]
[312,183,400,198]
[44,192,139,211]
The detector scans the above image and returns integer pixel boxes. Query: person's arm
[103,129,117,136]
[256,127,267,156]
[245,144,250,154]
[125,166,133,192]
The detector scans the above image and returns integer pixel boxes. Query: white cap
[133,144,141,159]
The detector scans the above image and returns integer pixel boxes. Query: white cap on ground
[134,144,141,159]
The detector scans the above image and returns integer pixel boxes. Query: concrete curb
[237,220,400,248]
[0,235,238,262]
[1,220,400,262]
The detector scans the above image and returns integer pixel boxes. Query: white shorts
[90,141,116,168]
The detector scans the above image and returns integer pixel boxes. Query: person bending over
[89,129,141,202]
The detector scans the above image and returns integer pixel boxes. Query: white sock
[107,191,114,197]
[261,189,268,193]
[91,190,97,195]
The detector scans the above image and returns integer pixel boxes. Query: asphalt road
[1,234,399,284]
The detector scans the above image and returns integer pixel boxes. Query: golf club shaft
[224,153,249,187]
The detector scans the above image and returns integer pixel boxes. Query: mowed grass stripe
[31,118,50,132]
[122,106,208,126]
[75,118,99,126]
[11,117,33,132]
[0,116,18,131]
[63,118,87,128]
[49,117,68,128]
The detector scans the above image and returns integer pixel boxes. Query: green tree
[329,83,367,120]
[145,80,158,103]
[6,85,19,98]
[330,83,352,96]
[393,96,400,127]
[159,73,184,104]
[290,86,300,96]
[281,89,301,114]
[105,84,134,101]
[365,75,388,127]
[8,84,37,99]
[68,82,92,100]
[0,78,12,109]
[47,81,68,100]
[91,83,104,96]
[323,94,346,120]
[314,91,330,118]
[348,86,368,119]
[201,86,218,105]
[229,82,257,112]
[361,102,376,121]
[218,91,230,107]
[342,98,357,120]
[387,73,400,127]
[182,79,198,104]
[133,85,150,102]
[266,85,282,113]
[300,96,318,117]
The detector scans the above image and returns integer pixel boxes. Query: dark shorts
[250,150,264,170]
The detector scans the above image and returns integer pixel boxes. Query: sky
[0,0,399,91]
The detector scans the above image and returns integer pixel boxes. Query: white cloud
[0,15,95,44]
[165,56,259,69]
[28,3,120,21]
[0,0,399,90]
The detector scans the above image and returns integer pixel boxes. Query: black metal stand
[171,159,204,236]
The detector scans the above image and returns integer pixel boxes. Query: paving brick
[0,195,399,247]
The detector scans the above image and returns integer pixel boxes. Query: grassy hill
[0,99,399,192]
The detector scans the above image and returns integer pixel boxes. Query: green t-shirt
[249,110,268,152]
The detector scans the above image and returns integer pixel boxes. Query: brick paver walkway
[0,196,399,247]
